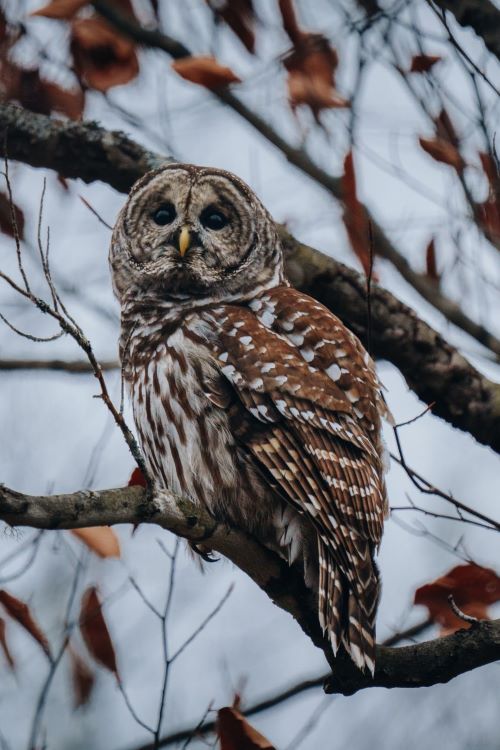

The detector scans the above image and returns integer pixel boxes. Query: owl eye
[152,203,176,226]
[200,208,228,231]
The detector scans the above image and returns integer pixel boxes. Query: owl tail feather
[317,540,377,676]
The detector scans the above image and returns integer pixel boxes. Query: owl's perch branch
[0,104,499,453]
[2,481,500,697]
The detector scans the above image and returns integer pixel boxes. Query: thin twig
[448,595,481,626]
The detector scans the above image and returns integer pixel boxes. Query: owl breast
[127,314,308,562]
[129,323,239,510]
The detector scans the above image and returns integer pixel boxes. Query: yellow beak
[179,226,190,257]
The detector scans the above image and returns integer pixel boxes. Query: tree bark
[1,482,499,697]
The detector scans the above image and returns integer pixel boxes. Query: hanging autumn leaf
[435,108,459,147]
[0,192,25,240]
[0,617,15,670]
[71,17,139,92]
[218,707,276,750]
[31,0,88,19]
[479,151,499,191]
[477,199,500,243]
[475,152,500,242]
[414,563,500,635]
[0,63,84,120]
[278,0,303,46]
[425,237,439,283]
[71,527,121,559]
[341,151,374,277]
[79,587,119,677]
[419,136,464,172]
[0,590,51,657]
[283,33,347,119]
[128,467,147,487]
[410,54,442,73]
[171,56,241,90]
[207,0,255,54]
[69,643,95,708]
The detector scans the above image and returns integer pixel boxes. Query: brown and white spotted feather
[110,163,391,675]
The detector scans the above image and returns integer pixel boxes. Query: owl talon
[189,542,219,562]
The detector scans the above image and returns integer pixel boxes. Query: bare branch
[0,358,118,372]
[130,618,433,750]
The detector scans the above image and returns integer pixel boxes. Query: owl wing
[202,289,388,672]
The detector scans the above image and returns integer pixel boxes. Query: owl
[110,163,390,674]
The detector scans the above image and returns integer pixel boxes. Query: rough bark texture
[0,103,168,191]
[1,482,499,696]
[434,0,500,62]
[1,104,499,452]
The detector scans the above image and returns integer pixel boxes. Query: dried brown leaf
[0,590,50,657]
[0,191,25,240]
[278,0,303,46]
[42,79,85,119]
[419,136,464,172]
[479,151,498,188]
[79,587,119,677]
[128,467,147,487]
[31,0,88,19]
[70,16,139,92]
[0,62,84,119]
[207,0,255,53]
[171,56,240,89]
[425,237,439,282]
[341,151,373,277]
[71,527,120,559]
[0,617,15,670]
[218,707,276,750]
[414,563,500,635]
[410,54,442,73]
[284,33,347,119]
[435,108,459,147]
[69,643,95,708]
[477,199,500,241]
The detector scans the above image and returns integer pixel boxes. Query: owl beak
[178,226,191,257]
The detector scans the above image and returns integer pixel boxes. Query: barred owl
[110,163,390,674]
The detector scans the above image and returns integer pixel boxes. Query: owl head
[110,163,283,306]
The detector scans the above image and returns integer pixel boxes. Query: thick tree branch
[1,104,499,452]
[0,482,325,660]
[0,103,168,191]
[1,483,499,701]
[432,0,500,63]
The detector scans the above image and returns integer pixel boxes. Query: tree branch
[0,482,325,661]
[1,103,499,453]
[130,618,433,750]
[2,483,500,703]
[280,230,500,454]
[0,358,118,372]
[91,1,500,360]
[431,0,500,63]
